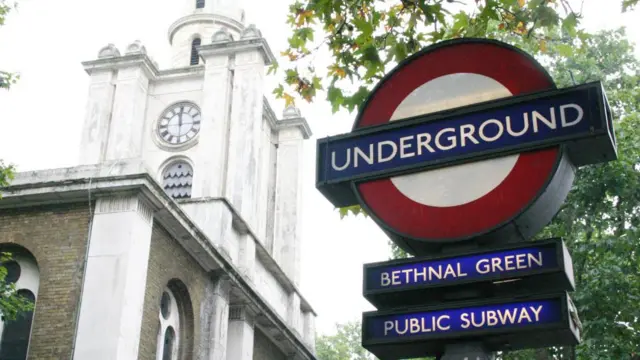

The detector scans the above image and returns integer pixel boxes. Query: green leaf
[622,0,639,12]
[393,41,408,62]
[556,43,573,57]
[562,12,579,37]
[536,5,561,27]
[272,84,284,97]
[285,69,299,85]
[349,86,370,112]
[527,0,545,9]
[451,12,469,32]
[267,63,278,76]
[480,2,500,21]
[352,16,373,38]
[287,34,304,49]
[417,2,436,23]
[363,43,380,62]
[312,76,323,90]
[327,86,344,113]
[295,27,314,42]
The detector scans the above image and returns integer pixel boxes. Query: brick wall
[138,223,210,360]
[0,202,90,360]
[253,328,286,360]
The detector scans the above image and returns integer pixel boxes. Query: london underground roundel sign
[316,38,616,254]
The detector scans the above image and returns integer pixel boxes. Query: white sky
[0,0,638,336]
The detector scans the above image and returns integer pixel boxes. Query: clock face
[157,103,201,145]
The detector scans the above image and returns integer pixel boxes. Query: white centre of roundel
[389,73,520,207]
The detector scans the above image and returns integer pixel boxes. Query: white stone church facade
[0,0,317,359]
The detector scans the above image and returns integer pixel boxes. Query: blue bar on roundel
[322,90,591,183]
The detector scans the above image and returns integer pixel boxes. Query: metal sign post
[315,38,615,359]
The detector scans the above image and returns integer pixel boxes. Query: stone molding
[198,37,276,65]
[177,197,315,315]
[136,199,154,224]
[94,195,153,224]
[98,43,120,58]
[210,269,233,297]
[82,53,159,80]
[95,196,137,214]
[212,28,234,43]
[263,99,279,129]
[168,13,244,45]
[263,101,313,139]
[229,305,255,327]
[125,40,146,55]
[276,117,312,140]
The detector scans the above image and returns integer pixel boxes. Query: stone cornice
[82,53,159,80]
[157,65,205,79]
[0,161,317,360]
[178,196,316,316]
[198,37,276,65]
[168,13,244,45]
[263,99,313,139]
[277,117,313,139]
[263,98,279,130]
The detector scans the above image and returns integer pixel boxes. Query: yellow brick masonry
[0,203,90,360]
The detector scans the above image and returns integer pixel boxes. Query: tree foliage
[0,252,34,322]
[0,0,32,323]
[274,0,636,112]
[316,321,377,360]
[0,1,18,90]
[316,321,431,360]
[525,27,640,359]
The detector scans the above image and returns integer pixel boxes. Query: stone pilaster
[73,195,154,360]
[274,107,311,285]
[104,63,150,161]
[237,233,256,282]
[198,274,231,360]
[226,305,255,360]
[192,38,233,199]
[287,292,302,336]
[302,311,316,352]
[224,27,274,234]
[78,68,116,165]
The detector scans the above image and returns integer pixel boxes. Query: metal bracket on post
[439,342,494,360]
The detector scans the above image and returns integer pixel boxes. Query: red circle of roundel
[354,40,559,242]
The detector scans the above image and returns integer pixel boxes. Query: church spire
[168,0,246,68]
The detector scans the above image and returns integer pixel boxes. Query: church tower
[77,0,311,284]
[0,0,316,359]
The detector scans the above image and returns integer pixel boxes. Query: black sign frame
[363,238,575,308]
[361,292,581,359]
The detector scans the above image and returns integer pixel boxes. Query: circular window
[160,291,171,320]
[3,261,21,284]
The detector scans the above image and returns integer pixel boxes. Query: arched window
[196,0,204,9]
[156,287,180,360]
[190,38,201,66]
[162,160,193,199]
[0,250,39,360]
